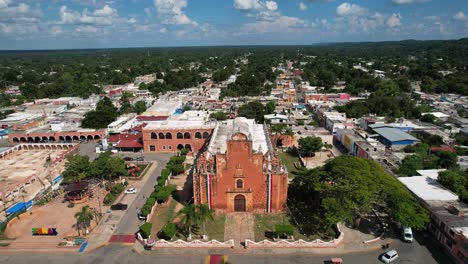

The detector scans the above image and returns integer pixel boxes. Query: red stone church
[193,117,288,213]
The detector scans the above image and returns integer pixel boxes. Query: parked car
[125,187,137,194]
[124,157,134,161]
[110,203,128,210]
[402,226,413,243]
[135,156,145,161]
[137,211,147,220]
[381,250,399,263]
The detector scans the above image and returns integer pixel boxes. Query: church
[193,117,288,213]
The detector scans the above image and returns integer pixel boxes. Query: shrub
[111,184,124,195]
[156,185,176,203]
[139,223,152,239]
[160,223,177,240]
[157,177,166,186]
[180,148,189,156]
[161,168,170,179]
[170,164,185,175]
[149,191,158,199]
[141,204,152,216]
[103,193,115,205]
[154,185,162,193]
[275,224,294,237]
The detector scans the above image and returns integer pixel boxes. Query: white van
[402,226,413,243]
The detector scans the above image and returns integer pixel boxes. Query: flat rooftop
[373,127,419,142]
[142,100,182,116]
[399,176,458,202]
[144,119,216,130]
[207,117,270,155]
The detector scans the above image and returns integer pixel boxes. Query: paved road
[113,153,171,234]
[0,229,450,264]
[78,143,172,235]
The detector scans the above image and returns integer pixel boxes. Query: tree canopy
[298,136,324,156]
[289,156,429,235]
[81,97,118,129]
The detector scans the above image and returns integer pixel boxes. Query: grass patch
[200,214,226,241]
[254,214,320,241]
[278,151,302,178]
[150,198,179,238]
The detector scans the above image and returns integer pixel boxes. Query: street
[113,153,171,234]
[0,229,451,264]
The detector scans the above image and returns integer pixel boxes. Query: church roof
[207,117,271,155]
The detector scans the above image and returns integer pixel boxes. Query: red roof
[116,140,143,148]
[430,146,457,153]
[128,123,147,132]
[108,133,142,143]
[136,115,169,121]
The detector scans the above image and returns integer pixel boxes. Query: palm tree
[177,204,197,240]
[74,205,94,236]
[196,204,213,239]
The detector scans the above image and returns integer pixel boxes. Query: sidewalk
[147,224,392,256]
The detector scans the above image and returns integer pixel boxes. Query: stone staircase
[224,213,254,248]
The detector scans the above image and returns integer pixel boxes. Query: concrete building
[399,169,467,264]
[371,127,420,149]
[142,118,215,153]
[193,117,288,213]
[142,100,182,116]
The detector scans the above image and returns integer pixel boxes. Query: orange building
[142,120,215,153]
[193,117,288,213]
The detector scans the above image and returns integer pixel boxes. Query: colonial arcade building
[193,117,288,213]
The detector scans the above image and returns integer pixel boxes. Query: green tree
[209,111,228,121]
[265,101,276,114]
[196,204,214,239]
[420,114,436,124]
[298,136,324,156]
[119,92,133,114]
[74,206,94,236]
[81,97,118,129]
[438,170,468,202]
[63,154,91,182]
[237,101,266,123]
[177,204,198,240]
[133,100,147,114]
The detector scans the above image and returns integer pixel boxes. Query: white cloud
[454,11,467,21]
[59,5,121,26]
[336,2,366,16]
[154,0,197,26]
[234,0,280,21]
[390,0,428,5]
[299,2,307,11]
[386,13,402,28]
[75,25,99,33]
[159,27,168,33]
[93,5,117,17]
[265,1,277,11]
[242,15,309,34]
[233,0,262,10]
[0,0,10,9]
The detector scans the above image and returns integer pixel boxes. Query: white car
[381,250,399,263]
[402,226,413,243]
[125,187,137,194]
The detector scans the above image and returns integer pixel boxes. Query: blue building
[372,127,419,149]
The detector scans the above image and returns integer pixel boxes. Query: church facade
[193,117,288,213]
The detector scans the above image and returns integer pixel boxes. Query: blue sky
[0,0,467,50]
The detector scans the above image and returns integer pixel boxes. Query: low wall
[153,239,235,248]
[145,202,158,223]
[245,225,344,249]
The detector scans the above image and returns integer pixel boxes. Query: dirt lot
[5,184,110,244]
